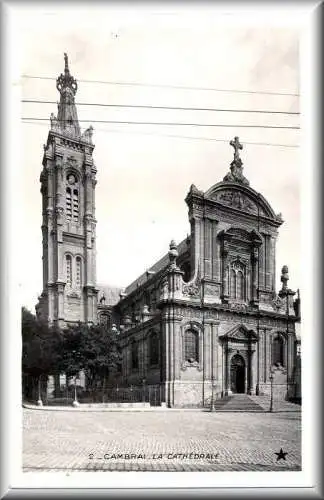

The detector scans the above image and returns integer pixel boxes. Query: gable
[205,182,281,222]
[219,324,258,342]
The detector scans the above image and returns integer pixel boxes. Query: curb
[22,403,300,413]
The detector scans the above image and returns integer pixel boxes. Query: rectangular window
[73,189,79,222]
[66,255,72,287]
[66,188,72,221]
[184,330,199,363]
[76,257,82,287]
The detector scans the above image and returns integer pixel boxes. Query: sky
[10,5,303,313]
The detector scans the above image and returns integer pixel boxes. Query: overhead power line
[21,117,300,130]
[22,119,299,148]
[21,74,300,97]
[21,99,300,116]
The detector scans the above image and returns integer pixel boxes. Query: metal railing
[31,384,164,406]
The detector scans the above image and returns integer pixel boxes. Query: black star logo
[275,448,288,461]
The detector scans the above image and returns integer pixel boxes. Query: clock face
[67,174,76,185]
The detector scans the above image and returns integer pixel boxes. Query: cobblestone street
[23,408,301,472]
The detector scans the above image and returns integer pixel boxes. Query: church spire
[50,53,81,138]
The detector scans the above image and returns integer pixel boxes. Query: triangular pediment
[219,324,258,342]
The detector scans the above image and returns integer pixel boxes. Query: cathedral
[36,55,301,407]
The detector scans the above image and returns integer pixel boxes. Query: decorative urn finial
[168,239,178,268]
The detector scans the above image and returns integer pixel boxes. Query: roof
[97,284,123,306]
[125,237,189,295]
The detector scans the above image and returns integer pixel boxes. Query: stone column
[247,343,252,394]
[225,341,231,395]
[249,346,258,395]
[251,246,259,305]
[204,219,212,279]
[173,321,182,380]
[193,217,202,275]
[91,178,97,286]
[221,241,229,302]
[161,310,170,406]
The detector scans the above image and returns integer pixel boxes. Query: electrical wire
[21,117,300,130]
[21,119,300,148]
[21,74,300,97]
[21,99,300,116]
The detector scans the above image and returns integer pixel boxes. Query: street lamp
[72,374,79,407]
[72,350,80,407]
[210,382,216,412]
[37,375,43,406]
[142,378,146,403]
[269,368,274,413]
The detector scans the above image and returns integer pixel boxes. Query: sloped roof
[97,284,123,306]
[125,237,189,295]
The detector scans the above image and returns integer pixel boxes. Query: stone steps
[211,394,265,412]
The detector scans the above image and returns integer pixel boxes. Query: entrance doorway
[230,354,245,393]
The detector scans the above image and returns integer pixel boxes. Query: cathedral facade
[36,55,301,407]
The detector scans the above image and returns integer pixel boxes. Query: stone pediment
[204,182,280,222]
[219,324,258,342]
[212,188,262,215]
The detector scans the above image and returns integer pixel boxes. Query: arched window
[184,329,199,363]
[228,262,246,301]
[230,269,236,299]
[66,255,72,287]
[73,189,79,221]
[149,332,159,365]
[76,257,82,288]
[180,261,191,283]
[272,335,284,366]
[131,341,139,370]
[237,271,244,300]
[66,188,72,221]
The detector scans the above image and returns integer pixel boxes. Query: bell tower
[36,54,98,326]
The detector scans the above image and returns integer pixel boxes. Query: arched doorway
[230,354,245,393]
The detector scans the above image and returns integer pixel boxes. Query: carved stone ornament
[67,174,76,185]
[272,295,285,311]
[56,53,78,95]
[67,291,81,299]
[182,283,200,297]
[231,257,245,272]
[181,359,201,371]
[55,206,64,217]
[66,155,77,168]
[182,264,201,297]
[213,189,260,214]
[222,137,250,185]
[159,278,169,299]
[229,302,248,312]
[81,125,94,144]
[223,160,250,186]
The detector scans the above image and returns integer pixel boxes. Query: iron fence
[30,384,164,406]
